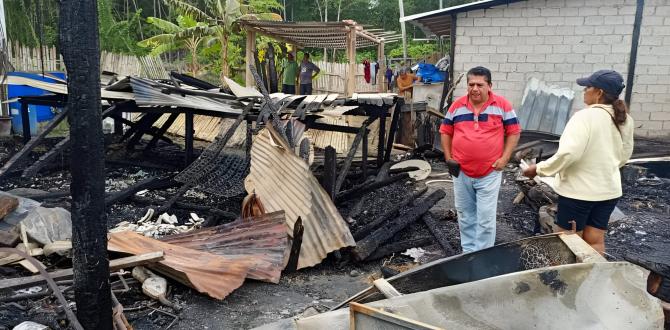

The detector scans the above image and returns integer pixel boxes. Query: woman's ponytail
[603,93,628,126]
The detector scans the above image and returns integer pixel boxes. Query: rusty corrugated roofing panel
[245,128,355,269]
[108,230,251,300]
[161,211,290,283]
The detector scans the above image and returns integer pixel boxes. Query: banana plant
[138,15,215,76]
[163,0,282,84]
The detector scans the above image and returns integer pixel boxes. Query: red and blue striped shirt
[439,91,521,178]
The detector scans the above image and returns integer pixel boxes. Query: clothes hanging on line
[370,61,377,85]
[363,60,371,83]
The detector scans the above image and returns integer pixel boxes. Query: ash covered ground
[0,135,667,329]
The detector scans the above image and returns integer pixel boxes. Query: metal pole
[440,0,444,9]
[398,0,407,62]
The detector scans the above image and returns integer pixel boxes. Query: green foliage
[98,0,149,54]
[388,41,438,59]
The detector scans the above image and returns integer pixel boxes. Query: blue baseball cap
[576,70,625,96]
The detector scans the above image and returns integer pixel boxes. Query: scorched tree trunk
[59,0,112,328]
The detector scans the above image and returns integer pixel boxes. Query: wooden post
[377,41,385,93]
[245,29,256,87]
[20,101,30,143]
[345,27,356,97]
[59,0,111,327]
[184,110,194,166]
[323,146,337,200]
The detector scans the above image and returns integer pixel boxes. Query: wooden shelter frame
[240,20,401,96]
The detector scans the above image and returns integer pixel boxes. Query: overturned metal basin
[280,262,664,330]
[334,233,603,309]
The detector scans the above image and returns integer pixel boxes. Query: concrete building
[402,0,670,138]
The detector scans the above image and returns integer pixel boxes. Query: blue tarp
[417,63,445,83]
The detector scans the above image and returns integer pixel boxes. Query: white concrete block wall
[451,0,670,137]
[629,0,670,138]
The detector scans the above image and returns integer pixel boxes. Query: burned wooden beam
[353,189,446,261]
[352,187,428,240]
[156,183,192,214]
[362,128,368,182]
[19,101,30,144]
[145,113,179,150]
[105,176,178,207]
[284,217,304,272]
[126,113,163,150]
[306,122,368,134]
[377,108,387,168]
[21,106,125,177]
[0,252,164,290]
[322,146,337,200]
[0,108,69,179]
[108,114,173,144]
[384,99,403,162]
[347,162,392,219]
[334,117,375,194]
[422,213,456,256]
[366,237,433,261]
[335,172,410,204]
[129,195,237,221]
[184,110,195,165]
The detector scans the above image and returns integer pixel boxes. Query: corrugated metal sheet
[239,20,400,49]
[518,78,575,135]
[161,211,290,283]
[304,117,350,153]
[245,127,355,269]
[130,77,244,114]
[108,230,251,300]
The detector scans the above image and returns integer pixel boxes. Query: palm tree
[163,0,282,84]
[138,15,214,76]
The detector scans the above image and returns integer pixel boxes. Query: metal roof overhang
[240,20,401,49]
[400,0,526,37]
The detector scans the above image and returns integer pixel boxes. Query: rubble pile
[111,210,205,238]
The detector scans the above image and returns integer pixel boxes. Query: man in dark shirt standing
[298,53,320,95]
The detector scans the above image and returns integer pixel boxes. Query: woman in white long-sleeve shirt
[524,70,634,255]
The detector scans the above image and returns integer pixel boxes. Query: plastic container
[7,72,66,137]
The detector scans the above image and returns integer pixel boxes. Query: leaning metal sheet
[130,77,244,113]
[245,128,355,269]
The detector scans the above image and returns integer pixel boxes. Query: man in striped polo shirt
[440,66,521,253]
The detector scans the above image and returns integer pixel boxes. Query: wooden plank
[0,251,165,290]
[350,302,444,330]
[558,233,606,263]
[18,259,45,274]
[372,278,402,298]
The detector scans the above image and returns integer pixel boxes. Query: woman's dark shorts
[556,195,619,231]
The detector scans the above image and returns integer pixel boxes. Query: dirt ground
[0,135,668,329]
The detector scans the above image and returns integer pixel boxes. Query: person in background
[440,66,521,253]
[298,53,320,95]
[385,67,394,92]
[523,70,634,255]
[396,67,419,94]
[280,52,298,94]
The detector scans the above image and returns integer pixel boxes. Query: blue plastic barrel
[7,72,66,136]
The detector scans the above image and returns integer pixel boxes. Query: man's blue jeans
[453,170,502,253]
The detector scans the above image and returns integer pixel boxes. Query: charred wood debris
[0,67,469,328]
